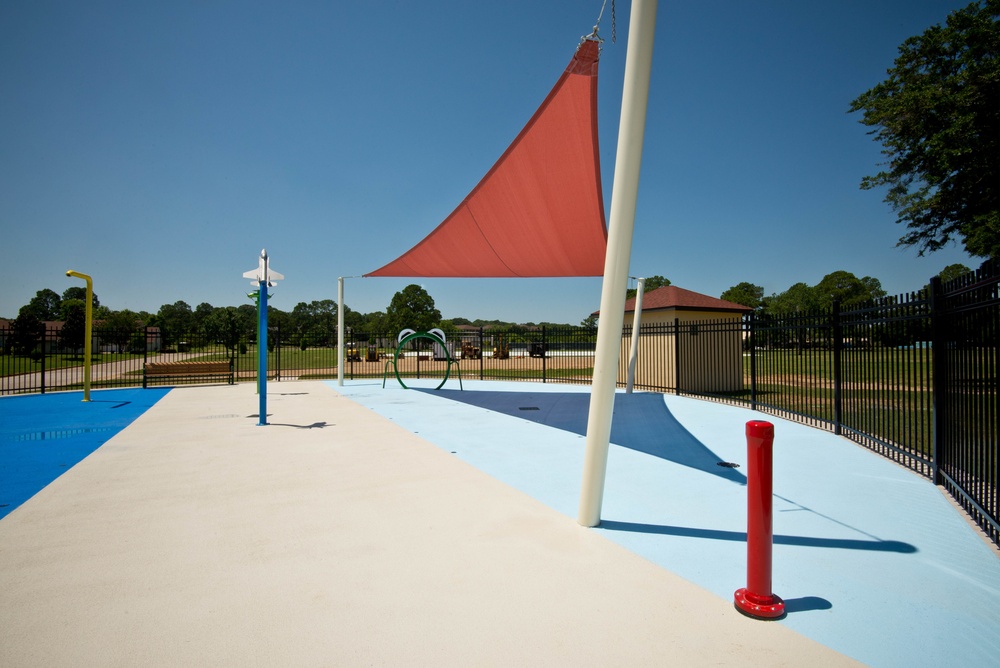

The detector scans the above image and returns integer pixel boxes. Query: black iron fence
[2,262,997,547]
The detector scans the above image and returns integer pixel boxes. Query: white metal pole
[579,0,658,527]
[337,277,345,386]
[625,277,646,393]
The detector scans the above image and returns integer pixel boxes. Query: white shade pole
[337,277,345,386]
[579,0,658,527]
[626,277,646,393]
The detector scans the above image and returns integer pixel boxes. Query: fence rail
[2,262,997,547]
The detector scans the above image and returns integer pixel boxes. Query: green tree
[627,275,670,300]
[814,271,887,309]
[939,262,973,283]
[204,306,253,357]
[360,310,389,335]
[10,310,45,355]
[22,289,62,321]
[153,301,194,350]
[850,0,1000,258]
[720,282,764,311]
[97,309,142,353]
[269,307,291,344]
[59,300,87,352]
[386,284,441,334]
[764,282,820,315]
[289,300,337,346]
[62,286,100,311]
[916,262,973,297]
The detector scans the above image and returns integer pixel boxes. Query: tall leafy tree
[720,282,764,311]
[289,300,337,346]
[850,0,1000,257]
[939,262,973,283]
[59,300,87,352]
[386,284,441,334]
[23,289,62,321]
[627,275,670,300]
[10,311,45,355]
[814,271,887,308]
[62,286,100,310]
[154,301,194,349]
[98,309,142,353]
[204,306,253,357]
[763,282,820,315]
[917,262,973,296]
[360,310,389,335]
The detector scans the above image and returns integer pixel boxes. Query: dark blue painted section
[0,388,170,520]
[425,389,746,484]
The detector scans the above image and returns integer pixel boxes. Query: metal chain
[611,0,616,43]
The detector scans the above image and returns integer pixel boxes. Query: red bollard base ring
[734,588,786,620]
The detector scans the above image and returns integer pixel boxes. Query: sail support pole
[579,0,658,527]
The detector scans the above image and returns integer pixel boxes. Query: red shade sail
[365,38,607,278]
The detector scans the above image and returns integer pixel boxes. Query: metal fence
[2,262,997,547]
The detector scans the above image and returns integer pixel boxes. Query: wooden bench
[143,360,234,388]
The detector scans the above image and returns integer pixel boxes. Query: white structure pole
[625,277,646,394]
[579,0,658,527]
[337,276,345,386]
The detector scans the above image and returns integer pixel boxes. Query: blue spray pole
[257,281,268,425]
[243,249,283,427]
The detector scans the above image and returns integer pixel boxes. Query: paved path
[0,382,856,666]
[0,352,218,393]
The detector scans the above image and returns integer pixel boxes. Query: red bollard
[734,420,785,619]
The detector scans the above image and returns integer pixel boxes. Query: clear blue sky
[0,0,979,324]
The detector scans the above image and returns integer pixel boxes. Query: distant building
[0,319,161,354]
[594,285,751,392]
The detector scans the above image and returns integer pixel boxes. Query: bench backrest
[145,361,232,375]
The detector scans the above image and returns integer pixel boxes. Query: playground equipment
[243,249,283,426]
[492,334,510,360]
[734,421,785,619]
[383,329,462,390]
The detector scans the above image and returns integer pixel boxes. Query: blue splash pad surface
[331,379,1000,667]
[0,388,170,520]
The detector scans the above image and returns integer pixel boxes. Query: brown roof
[594,285,752,316]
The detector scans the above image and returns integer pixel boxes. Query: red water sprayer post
[734,420,785,619]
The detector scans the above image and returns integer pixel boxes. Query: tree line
[2,283,570,356]
[3,264,971,357]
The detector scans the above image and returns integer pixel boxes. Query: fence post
[673,317,681,395]
[274,323,280,382]
[929,276,945,486]
[832,300,843,435]
[541,326,547,383]
[40,328,47,395]
[142,327,149,389]
[479,327,485,381]
[748,313,756,411]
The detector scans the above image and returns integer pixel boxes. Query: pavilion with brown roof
[595,285,752,325]
[595,285,751,393]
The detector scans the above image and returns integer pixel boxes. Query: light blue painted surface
[330,379,1000,667]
